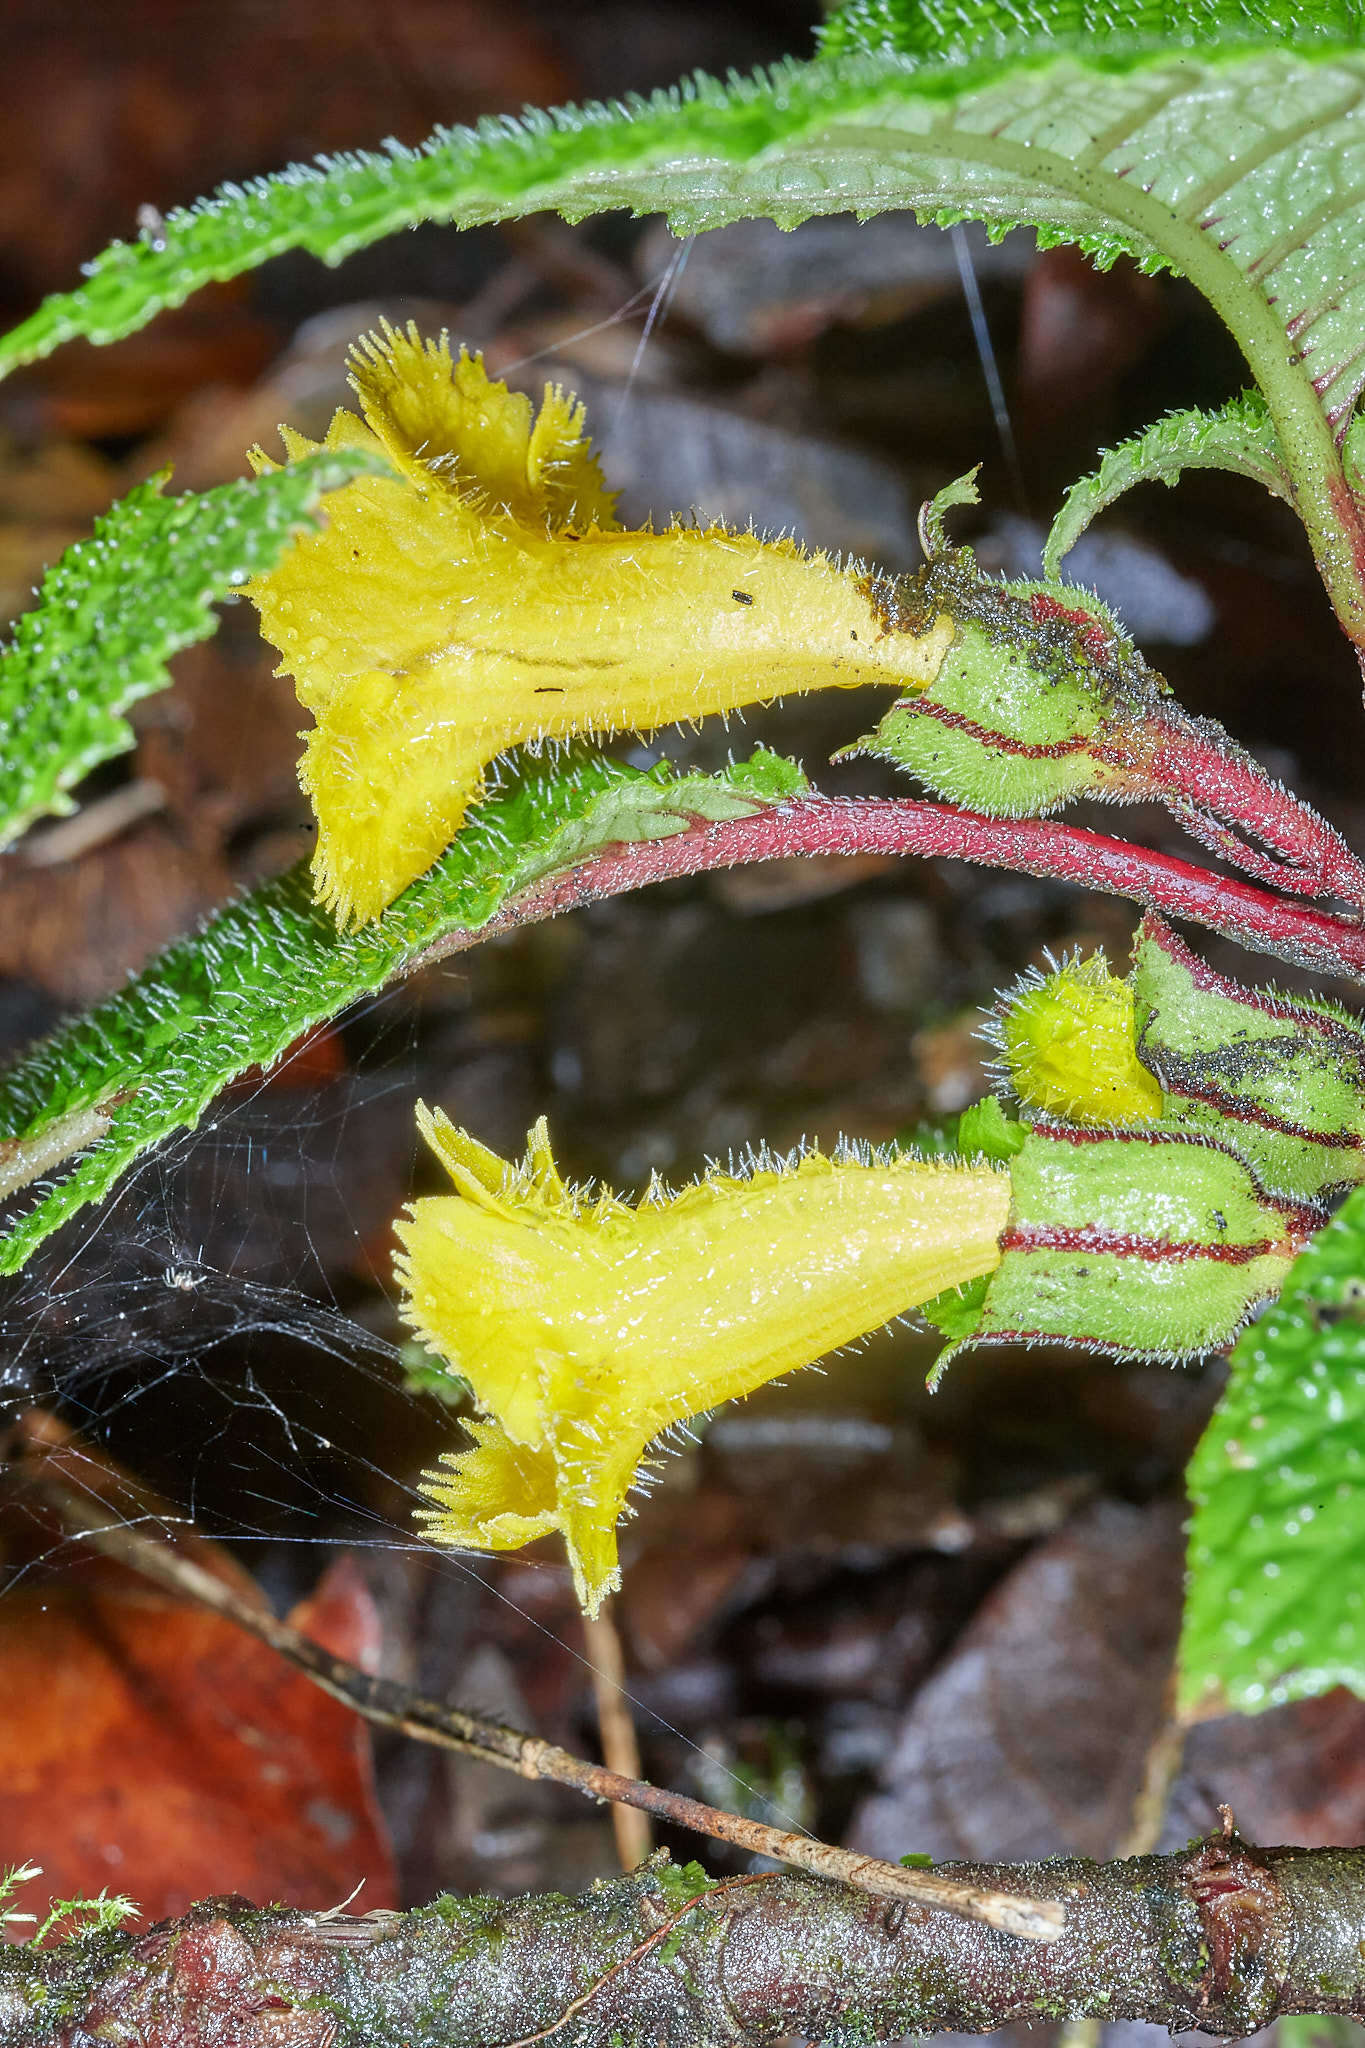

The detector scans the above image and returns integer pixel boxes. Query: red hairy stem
[419,797,1365,987]
[1110,705,1365,906]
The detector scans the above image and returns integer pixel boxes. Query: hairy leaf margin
[0,748,807,1274]
[0,448,385,850]
[10,3,1365,638]
[0,4,1360,371]
[1042,394,1292,580]
[1180,1182,1365,1714]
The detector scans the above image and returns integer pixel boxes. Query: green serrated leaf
[918,465,980,558]
[6,6,1364,628]
[0,748,807,1274]
[0,22,1356,457]
[0,448,384,849]
[1180,1182,1365,1714]
[1042,393,1292,580]
[818,0,1365,65]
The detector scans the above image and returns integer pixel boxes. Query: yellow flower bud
[997,951,1164,1125]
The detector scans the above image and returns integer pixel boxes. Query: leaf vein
[1178,75,1365,224]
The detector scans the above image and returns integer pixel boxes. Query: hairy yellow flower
[396,1105,1012,1613]
[248,322,955,928]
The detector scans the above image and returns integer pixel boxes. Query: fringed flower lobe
[248,322,955,928]
[396,1106,1011,1613]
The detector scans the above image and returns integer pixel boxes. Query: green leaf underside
[1180,1182,1365,1713]
[0,748,806,1275]
[6,5,1365,440]
[1042,392,1292,578]
[0,449,384,850]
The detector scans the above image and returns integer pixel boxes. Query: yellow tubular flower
[397,1105,1012,1614]
[247,321,956,928]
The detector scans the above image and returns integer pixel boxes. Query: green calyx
[1133,914,1365,1202]
[928,1120,1317,1374]
[851,542,1165,816]
[982,1123,1313,1358]
[926,916,1365,1372]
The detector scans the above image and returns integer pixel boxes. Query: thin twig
[496,1876,768,2048]
[20,778,166,867]
[582,1599,652,1871]
[9,1449,1064,1944]
[1121,1672,1190,1862]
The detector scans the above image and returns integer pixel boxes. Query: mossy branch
[7,1836,1365,2047]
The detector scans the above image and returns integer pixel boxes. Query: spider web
[0,1011,440,1551]
[0,945,828,1878]
[0,226,1050,1895]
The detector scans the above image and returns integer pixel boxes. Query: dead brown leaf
[1167,1688,1365,1850]
[0,1,571,303]
[849,1498,1186,1862]
[0,1420,396,1928]
[0,820,231,1005]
